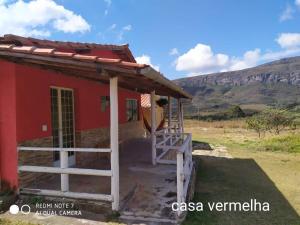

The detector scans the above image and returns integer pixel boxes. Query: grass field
[184,119,300,225]
[1,119,299,225]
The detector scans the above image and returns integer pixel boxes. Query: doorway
[50,87,76,166]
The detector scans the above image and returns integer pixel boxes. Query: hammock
[142,112,166,133]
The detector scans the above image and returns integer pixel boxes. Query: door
[50,87,75,167]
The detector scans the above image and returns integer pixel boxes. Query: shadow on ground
[184,155,300,225]
[192,141,213,151]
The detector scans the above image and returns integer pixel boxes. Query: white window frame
[50,86,76,167]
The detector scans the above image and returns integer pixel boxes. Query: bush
[261,109,295,135]
[227,105,246,118]
[246,108,297,137]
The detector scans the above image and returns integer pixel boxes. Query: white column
[110,77,119,211]
[151,91,156,165]
[58,90,69,192]
[168,96,171,133]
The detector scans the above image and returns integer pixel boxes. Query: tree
[246,108,295,137]
[262,109,294,135]
[246,114,266,138]
[227,105,245,118]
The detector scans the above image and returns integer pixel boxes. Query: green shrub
[227,105,245,118]
[246,108,297,136]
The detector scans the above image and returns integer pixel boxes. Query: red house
[0,34,193,221]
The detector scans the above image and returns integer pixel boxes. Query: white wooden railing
[155,129,193,216]
[18,147,113,202]
[176,133,193,216]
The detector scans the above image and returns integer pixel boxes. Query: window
[101,96,110,112]
[126,99,138,121]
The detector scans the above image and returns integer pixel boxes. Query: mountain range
[174,56,300,115]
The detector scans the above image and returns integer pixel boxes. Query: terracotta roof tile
[120,61,147,68]
[0,44,15,50]
[53,51,75,57]
[96,58,121,63]
[73,54,98,61]
[32,48,55,55]
[1,34,136,62]
[12,46,36,53]
[0,43,148,70]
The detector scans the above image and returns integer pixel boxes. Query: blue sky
[1,0,300,79]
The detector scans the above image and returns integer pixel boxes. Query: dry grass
[185,119,247,129]
[184,119,300,225]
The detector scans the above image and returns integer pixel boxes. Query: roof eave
[140,67,193,99]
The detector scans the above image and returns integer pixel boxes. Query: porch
[19,138,180,220]
[16,82,194,223]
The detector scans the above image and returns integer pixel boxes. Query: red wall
[15,64,141,142]
[0,60,18,188]
[0,61,141,188]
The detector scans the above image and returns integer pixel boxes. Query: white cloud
[136,54,159,71]
[108,23,116,30]
[175,44,230,74]
[280,4,294,21]
[103,0,111,15]
[262,47,300,61]
[0,0,90,37]
[123,24,132,31]
[296,0,300,7]
[276,33,300,49]
[169,48,179,56]
[175,36,300,76]
[117,24,132,40]
[230,49,261,71]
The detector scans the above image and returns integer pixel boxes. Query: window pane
[101,96,106,112]
[101,96,110,112]
[126,99,138,122]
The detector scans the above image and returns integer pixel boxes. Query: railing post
[110,76,119,211]
[168,96,171,133]
[177,99,181,133]
[60,150,69,192]
[163,131,166,148]
[151,91,156,165]
[177,152,184,216]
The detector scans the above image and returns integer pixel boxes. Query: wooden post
[180,100,184,133]
[177,152,184,216]
[168,96,171,133]
[177,99,182,133]
[151,91,156,165]
[110,77,119,211]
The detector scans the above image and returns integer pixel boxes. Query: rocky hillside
[174,56,300,114]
